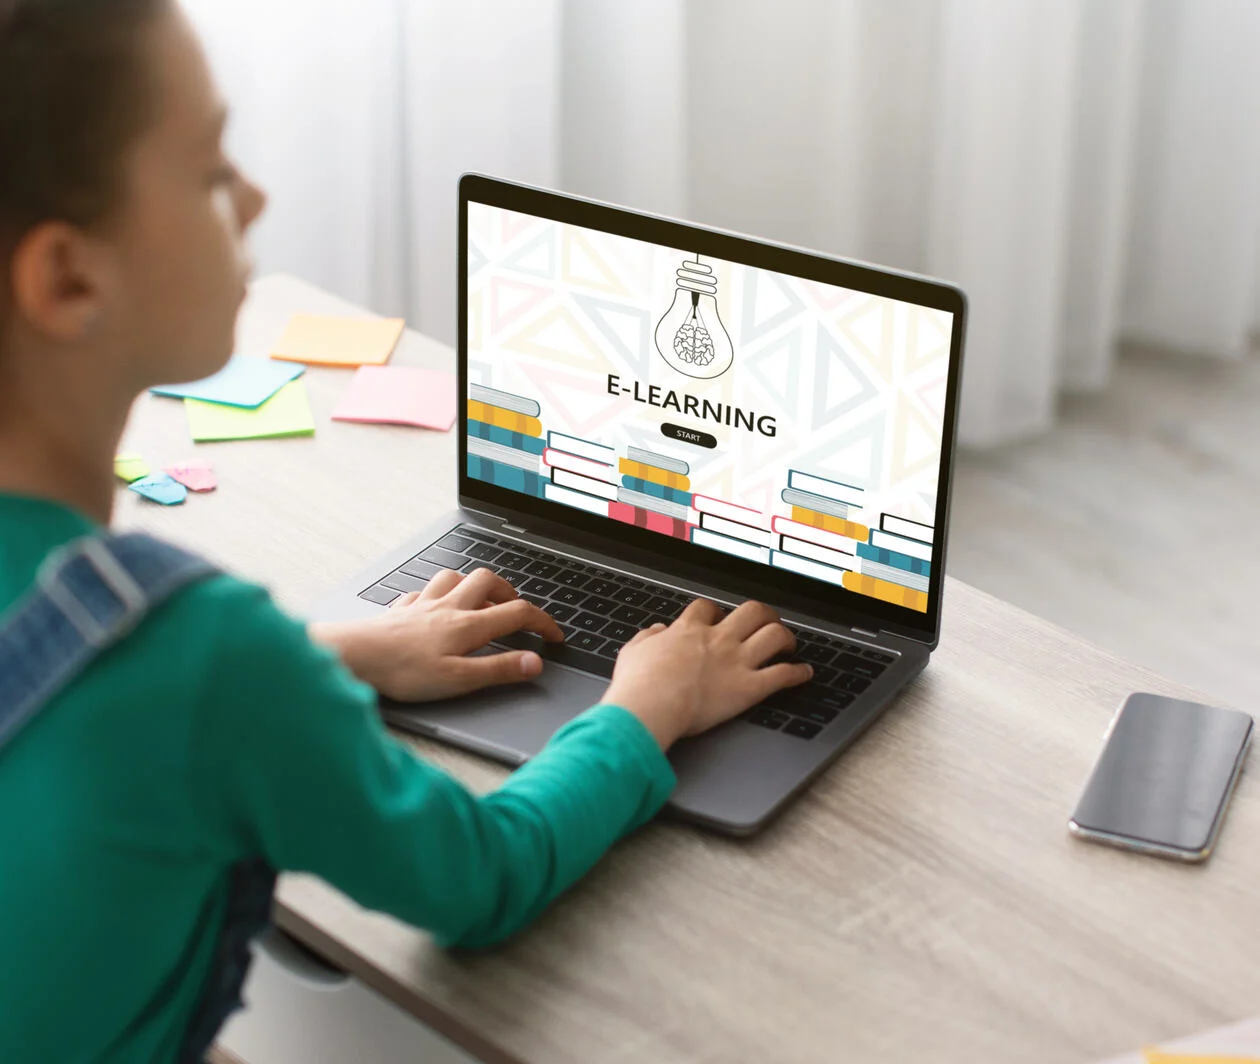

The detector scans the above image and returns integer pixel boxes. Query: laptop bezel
[457,173,966,649]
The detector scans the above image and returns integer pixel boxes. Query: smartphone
[1069,692,1253,862]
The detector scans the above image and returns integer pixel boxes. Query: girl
[0,2,812,1061]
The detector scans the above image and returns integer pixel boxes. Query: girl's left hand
[309,566,563,702]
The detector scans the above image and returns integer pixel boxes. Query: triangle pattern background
[812,322,880,430]
[740,268,806,343]
[572,293,651,379]
[744,326,802,413]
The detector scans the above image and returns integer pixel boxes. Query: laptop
[309,174,967,835]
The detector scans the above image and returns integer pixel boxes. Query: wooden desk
[119,275,1260,1064]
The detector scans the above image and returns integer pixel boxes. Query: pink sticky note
[331,365,456,431]
[164,463,217,492]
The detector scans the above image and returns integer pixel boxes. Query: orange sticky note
[331,365,456,430]
[270,313,405,367]
[1145,1050,1260,1064]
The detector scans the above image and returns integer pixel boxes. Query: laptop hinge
[500,522,528,533]
[851,627,880,639]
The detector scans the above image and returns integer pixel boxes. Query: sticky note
[164,464,217,492]
[114,454,150,483]
[150,357,304,408]
[184,379,316,442]
[331,365,456,430]
[129,473,187,506]
[1145,1051,1260,1064]
[270,313,405,367]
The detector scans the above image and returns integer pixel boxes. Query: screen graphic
[466,204,952,614]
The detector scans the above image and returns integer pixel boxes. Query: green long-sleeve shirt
[0,494,676,1063]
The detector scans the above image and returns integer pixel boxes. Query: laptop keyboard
[360,525,897,740]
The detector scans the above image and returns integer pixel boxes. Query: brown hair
[0,0,166,327]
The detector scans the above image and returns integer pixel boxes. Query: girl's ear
[9,220,113,343]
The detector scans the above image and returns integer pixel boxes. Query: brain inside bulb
[673,320,715,365]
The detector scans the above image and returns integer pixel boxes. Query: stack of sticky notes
[270,313,405,367]
[151,355,314,444]
[184,380,315,442]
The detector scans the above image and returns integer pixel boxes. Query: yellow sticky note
[114,454,150,483]
[1145,1049,1260,1064]
[270,313,404,367]
[184,380,315,442]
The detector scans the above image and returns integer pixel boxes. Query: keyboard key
[380,571,428,595]
[745,705,786,731]
[812,664,839,688]
[747,709,789,730]
[784,719,822,740]
[642,595,674,614]
[600,621,638,644]
[573,611,605,632]
[419,545,467,569]
[863,649,894,663]
[610,604,648,625]
[554,570,589,588]
[800,705,839,725]
[438,533,474,553]
[500,570,528,588]
[613,587,648,606]
[521,577,558,597]
[399,556,443,581]
[836,674,870,694]
[818,690,856,710]
[461,559,487,573]
[585,579,619,598]
[524,560,560,579]
[455,525,492,541]
[595,640,620,658]
[552,585,585,606]
[498,552,530,571]
[359,584,400,606]
[798,644,836,666]
[547,603,577,623]
[569,631,605,653]
[466,543,502,562]
[581,595,617,616]
[835,653,884,679]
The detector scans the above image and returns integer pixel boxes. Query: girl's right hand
[601,599,814,751]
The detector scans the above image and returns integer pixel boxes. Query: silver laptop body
[309,175,967,836]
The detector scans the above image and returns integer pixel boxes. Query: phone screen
[1072,693,1252,855]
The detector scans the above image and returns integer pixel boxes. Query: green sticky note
[184,379,316,442]
[114,454,151,483]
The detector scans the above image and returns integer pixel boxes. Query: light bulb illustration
[654,255,735,379]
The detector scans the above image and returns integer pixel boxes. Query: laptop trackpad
[381,656,610,765]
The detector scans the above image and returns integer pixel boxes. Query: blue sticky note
[150,357,304,409]
[129,472,187,506]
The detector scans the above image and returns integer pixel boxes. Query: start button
[661,422,717,449]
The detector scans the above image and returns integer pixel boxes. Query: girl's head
[0,0,264,392]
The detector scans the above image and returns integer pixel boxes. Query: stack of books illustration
[465,384,547,497]
[765,470,934,613]
[613,447,695,539]
[851,514,933,612]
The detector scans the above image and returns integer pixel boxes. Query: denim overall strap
[0,532,219,752]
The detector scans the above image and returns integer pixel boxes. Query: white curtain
[186,0,1260,447]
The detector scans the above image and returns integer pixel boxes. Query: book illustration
[626,446,690,476]
[467,435,543,474]
[781,487,854,522]
[469,383,541,419]
[859,559,929,593]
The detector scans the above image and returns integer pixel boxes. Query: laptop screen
[462,190,960,629]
